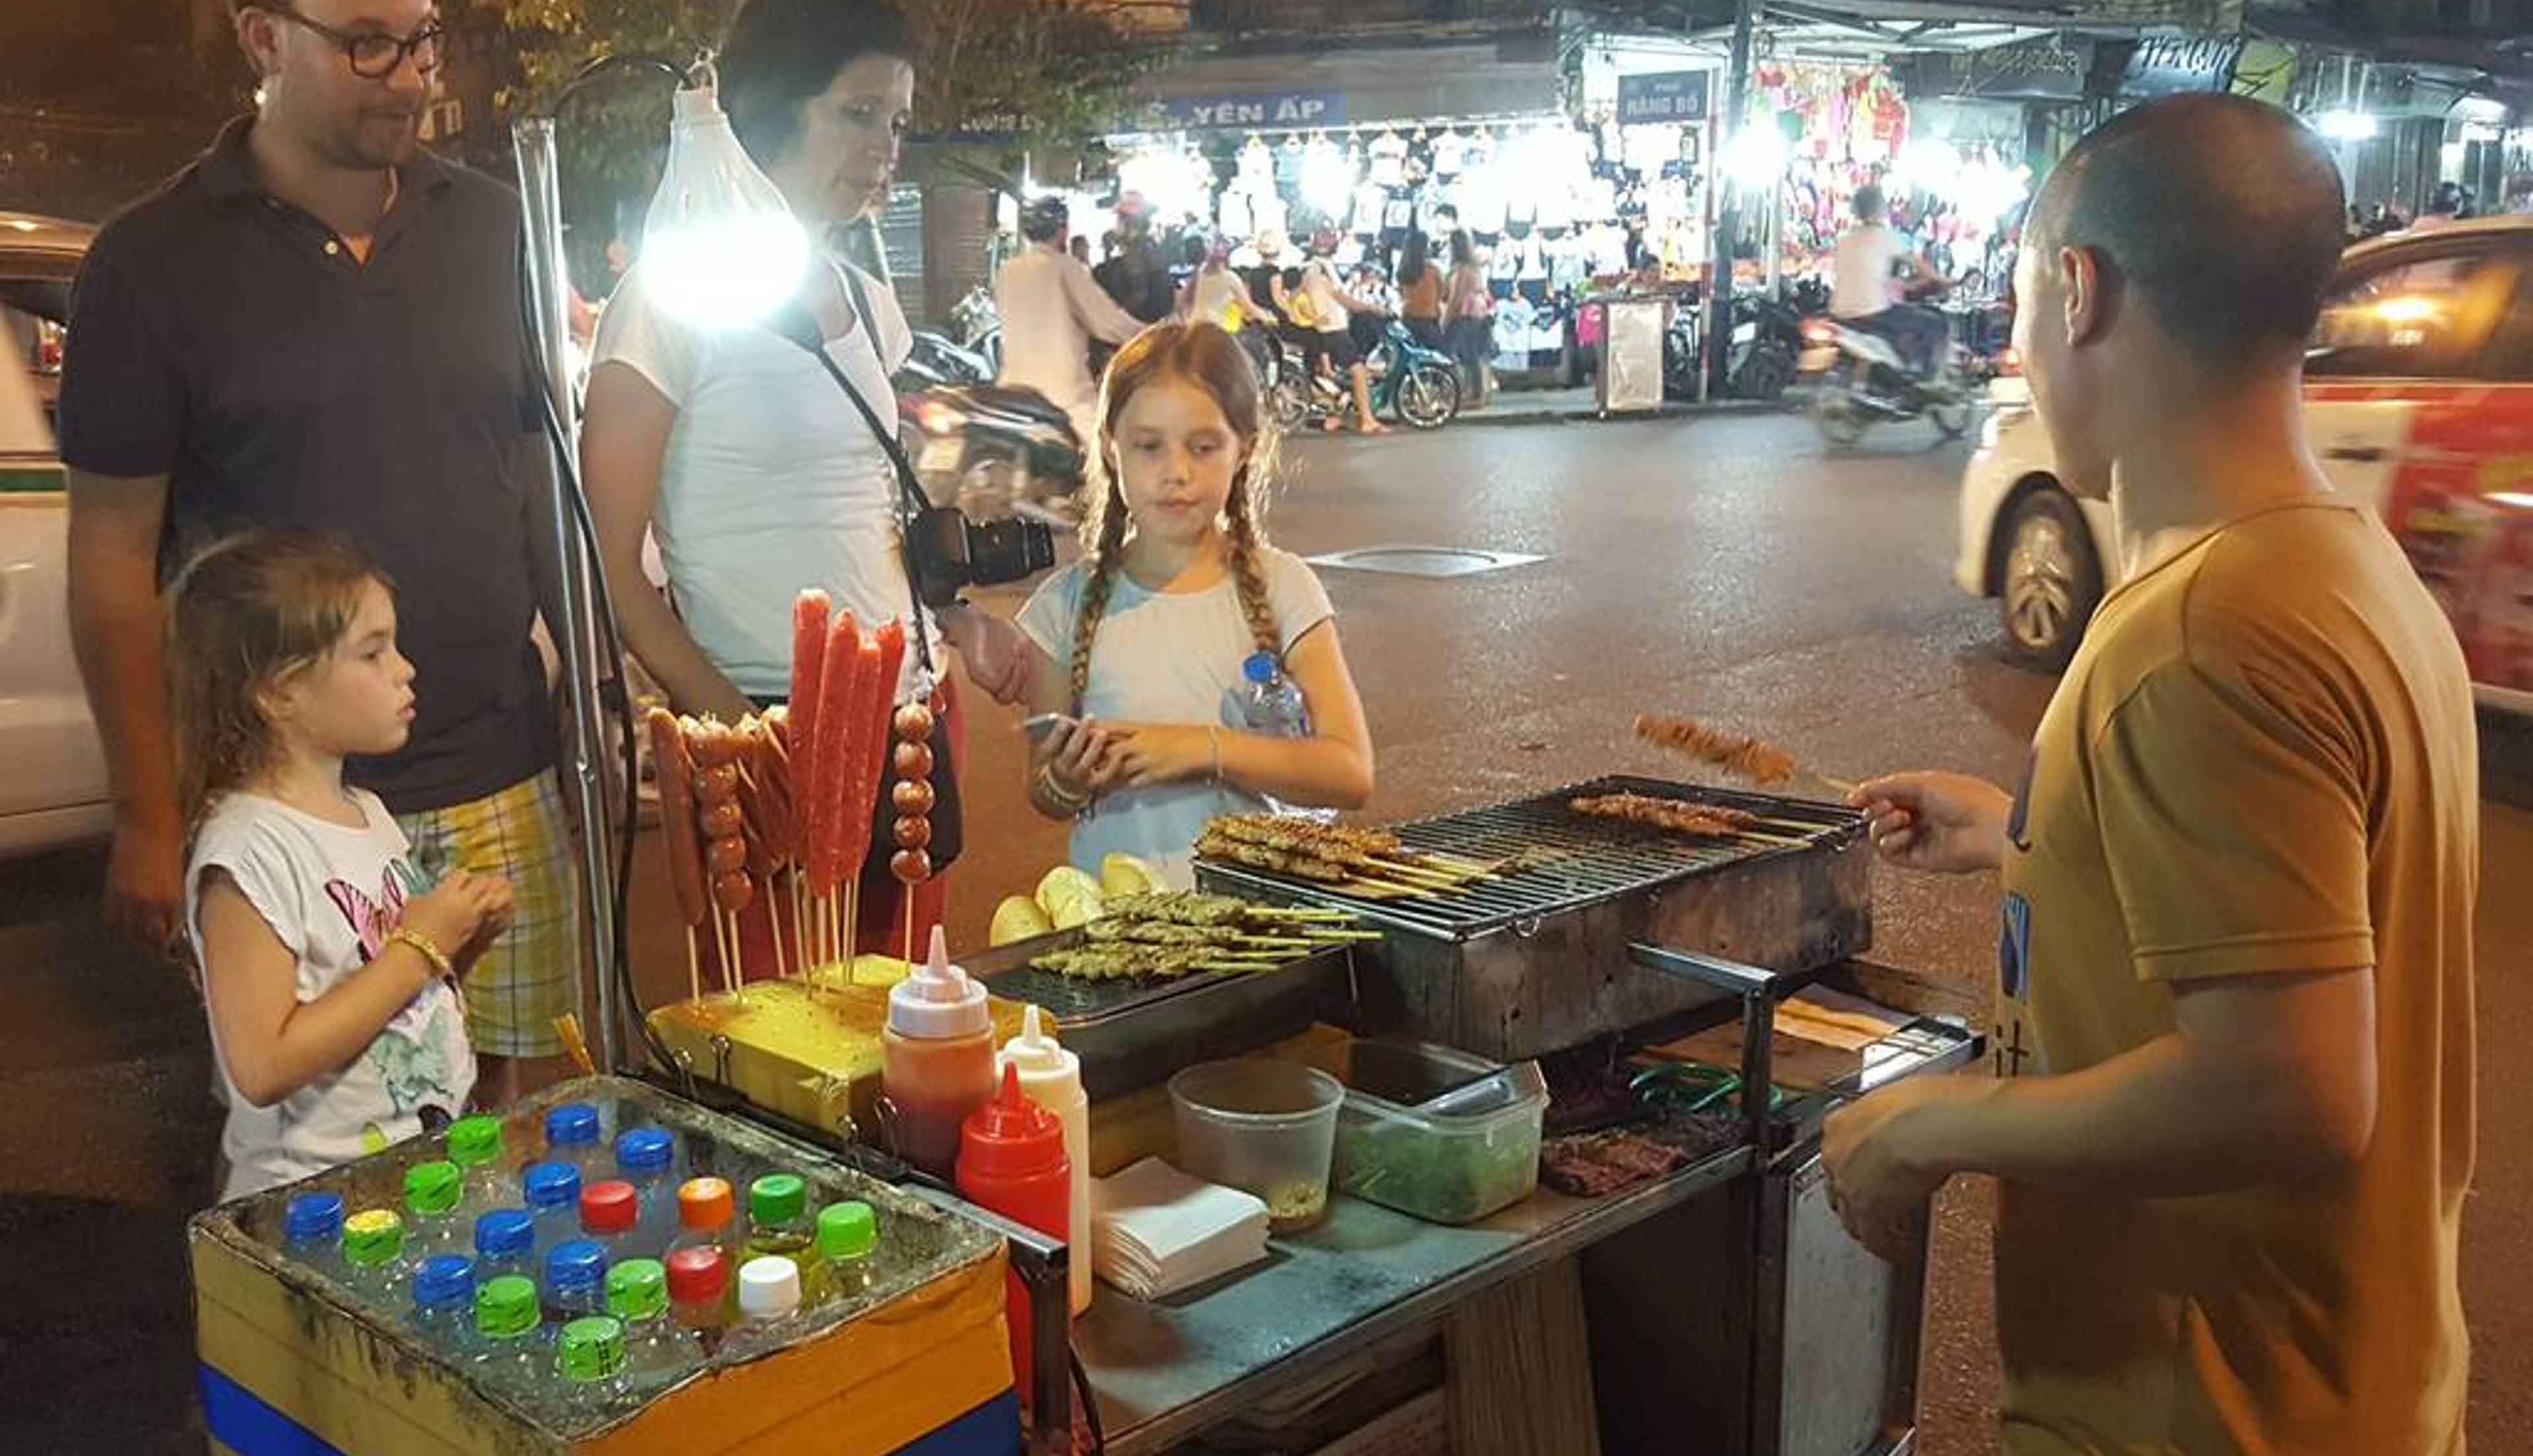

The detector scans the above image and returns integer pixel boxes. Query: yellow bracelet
[385,928,454,981]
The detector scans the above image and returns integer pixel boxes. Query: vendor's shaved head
[2027,94,2345,368]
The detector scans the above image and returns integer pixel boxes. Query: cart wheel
[1394,364,1462,429]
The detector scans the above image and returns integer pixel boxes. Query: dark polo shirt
[59,117,553,814]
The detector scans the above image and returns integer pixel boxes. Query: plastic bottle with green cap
[472,1274,543,1380]
[447,1114,509,1209]
[742,1172,819,1300]
[282,1192,347,1280]
[404,1159,466,1259]
[341,1207,410,1302]
[556,1316,631,1403]
[606,1258,687,1382]
[815,1201,880,1307]
[410,1254,477,1350]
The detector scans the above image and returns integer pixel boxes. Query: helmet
[1020,195,1070,244]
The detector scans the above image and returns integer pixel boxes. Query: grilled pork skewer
[1571,793,1765,838]
[1104,892,1354,927]
[1628,712,1861,795]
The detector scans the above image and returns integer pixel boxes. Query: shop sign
[1896,37,2089,103]
[1142,92,1346,130]
[2119,29,2245,98]
[1617,71,1712,124]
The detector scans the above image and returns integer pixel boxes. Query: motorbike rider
[1272,228,1389,435]
[997,195,1146,444]
[1831,185,1949,379]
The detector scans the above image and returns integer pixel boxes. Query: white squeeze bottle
[998,1004,1092,1314]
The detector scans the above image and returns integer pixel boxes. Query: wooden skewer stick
[685,925,702,1006]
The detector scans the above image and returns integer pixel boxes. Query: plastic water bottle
[606,1259,687,1385]
[472,1209,536,1285]
[341,1209,410,1304]
[447,1116,509,1210]
[612,1128,678,1244]
[472,1275,543,1381]
[724,1256,803,1359]
[742,1174,818,1299]
[522,1162,582,1259]
[282,1192,346,1280]
[665,1247,730,1357]
[1235,650,1311,738]
[670,1177,739,1262]
[404,1161,467,1260]
[542,1239,609,1340]
[543,1103,606,1184]
[815,1202,880,1308]
[555,1316,632,1406]
[579,1180,640,1263]
[410,1254,477,1351]
[1230,650,1330,820]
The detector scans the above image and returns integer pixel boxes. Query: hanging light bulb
[641,71,810,328]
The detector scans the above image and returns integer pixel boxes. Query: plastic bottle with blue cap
[282,1192,346,1280]
[522,1161,583,1259]
[541,1238,610,1343]
[542,1102,606,1183]
[410,1254,478,1350]
[881,926,997,1180]
[472,1208,537,1285]
[612,1126,679,1245]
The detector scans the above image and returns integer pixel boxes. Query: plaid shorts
[397,770,582,1058]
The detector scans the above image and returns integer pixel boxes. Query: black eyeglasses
[251,4,444,80]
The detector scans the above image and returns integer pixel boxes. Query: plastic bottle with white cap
[998,1004,1092,1314]
[724,1254,805,1360]
[881,926,997,1180]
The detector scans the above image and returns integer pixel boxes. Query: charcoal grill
[1195,775,1871,1060]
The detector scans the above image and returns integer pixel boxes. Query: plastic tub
[1169,1059,1345,1234]
[1315,1038,1547,1225]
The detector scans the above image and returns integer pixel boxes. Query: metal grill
[1196,775,1866,940]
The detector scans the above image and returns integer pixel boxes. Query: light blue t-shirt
[1017,545,1335,886]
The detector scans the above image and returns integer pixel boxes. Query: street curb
[1451,397,1785,429]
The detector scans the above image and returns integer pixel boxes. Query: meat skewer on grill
[1080,919,1319,950]
[1203,816,1475,889]
[1029,944,1284,981]
[1632,713,1856,797]
[1570,793,1767,839]
[1104,891,1356,927]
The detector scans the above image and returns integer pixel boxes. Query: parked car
[1956,215,2533,717]
[0,212,108,857]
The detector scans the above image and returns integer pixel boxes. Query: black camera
[906,506,1057,608]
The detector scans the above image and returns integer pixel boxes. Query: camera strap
[768,265,938,677]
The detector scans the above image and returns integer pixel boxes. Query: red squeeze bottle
[956,1063,1072,1404]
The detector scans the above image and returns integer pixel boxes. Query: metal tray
[971,930,1360,1098]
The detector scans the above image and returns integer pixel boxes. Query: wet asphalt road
[3,409,2526,1453]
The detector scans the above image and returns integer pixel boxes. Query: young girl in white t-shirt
[171,534,513,1200]
[1018,322,1375,886]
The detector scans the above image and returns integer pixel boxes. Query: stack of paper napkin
[1090,1158,1271,1299]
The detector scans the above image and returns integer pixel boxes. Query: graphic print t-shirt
[189,790,476,1199]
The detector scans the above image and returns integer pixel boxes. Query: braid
[1067,477,1131,714]
[1222,468,1281,659]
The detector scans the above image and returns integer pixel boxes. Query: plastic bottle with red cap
[578,1179,640,1263]
[882,926,998,1179]
[955,1063,1072,1401]
[664,1246,730,1356]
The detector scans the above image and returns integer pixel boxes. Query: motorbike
[1266,317,1462,433]
[1807,315,1985,446]
[949,286,1002,375]
[900,328,994,390]
[1722,289,1813,403]
[894,377,1086,529]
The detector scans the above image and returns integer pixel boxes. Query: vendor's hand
[1102,722,1218,788]
[1848,772,2013,875]
[1040,717,1125,799]
[941,605,1030,706]
[1821,1074,1986,1263]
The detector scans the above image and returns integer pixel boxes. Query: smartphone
[1022,712,1080,745]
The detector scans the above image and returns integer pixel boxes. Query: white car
[0,213,108,857]
[1958,215,2533,717]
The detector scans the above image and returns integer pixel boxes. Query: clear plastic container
[1314,1038,1546,1225]
[1168,1059,1345,1234]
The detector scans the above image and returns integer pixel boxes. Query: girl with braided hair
[1016,322,1375,888]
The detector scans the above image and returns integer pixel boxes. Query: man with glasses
[59,0,581,1103]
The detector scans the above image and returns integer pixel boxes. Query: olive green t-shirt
[1994,497,2476,1455]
